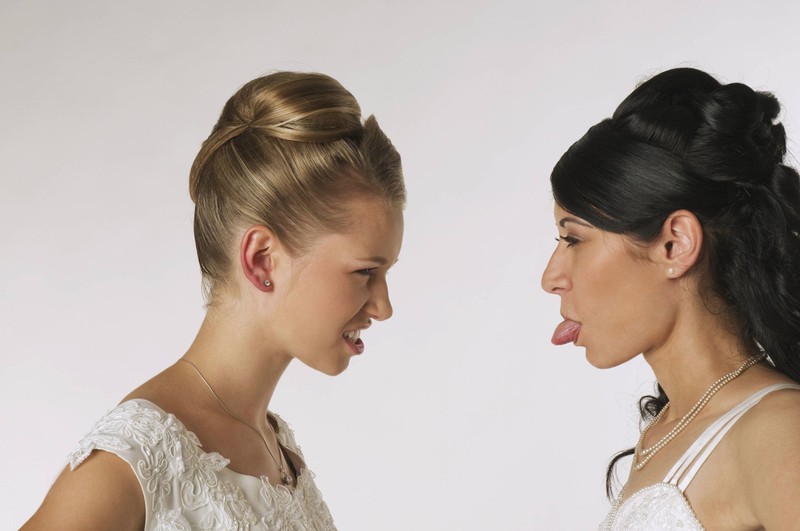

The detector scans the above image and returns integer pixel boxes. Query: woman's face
[541,204,677,368]
[273,196,404,375]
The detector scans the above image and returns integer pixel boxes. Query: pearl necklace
[633,352,766,471]
[179,358,293,485]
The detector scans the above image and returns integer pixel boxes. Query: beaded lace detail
[68,399,336,530]
[600,383,800,530]
[599,483,704,530]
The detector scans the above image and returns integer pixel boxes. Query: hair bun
[189,72,367,202]
[216,72,364,143]
[612,70,789,191]
[691,84,787,187]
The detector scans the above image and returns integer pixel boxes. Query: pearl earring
[667,267,675,276]
[263,279,272,287]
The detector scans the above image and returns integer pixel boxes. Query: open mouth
[343,329,365,354]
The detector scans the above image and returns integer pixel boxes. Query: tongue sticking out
[551,319,581,345]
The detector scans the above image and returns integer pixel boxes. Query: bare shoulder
[122,362,194,414]
[733,383,800,528]
[734,383,800,459]
[22,367,186,531]
[22,451,144,531]
[736,383,800,438]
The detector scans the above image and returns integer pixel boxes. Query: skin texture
[260,197,403,376]
[542,203,800,530]
[542,205,681,369]
[23,195,404,530]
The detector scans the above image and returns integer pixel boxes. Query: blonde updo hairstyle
[189,72,406,304]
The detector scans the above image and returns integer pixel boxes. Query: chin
[311,357,351,376]
[584,348,629,369]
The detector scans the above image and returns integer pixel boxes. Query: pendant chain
[179,358,293,485]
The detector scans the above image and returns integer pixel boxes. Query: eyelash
[556,235,579,247]
[356,268,376,276]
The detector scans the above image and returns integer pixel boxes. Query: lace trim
[600,483,704,530]
[68,399,336,530]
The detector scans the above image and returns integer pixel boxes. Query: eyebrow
[558,217,594,229]
[357,257,399,266]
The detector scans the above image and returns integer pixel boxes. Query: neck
[642,307,754,421]
[180,305,292,428]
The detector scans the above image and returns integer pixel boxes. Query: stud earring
[263,279,272,287]
[667,267,675,276]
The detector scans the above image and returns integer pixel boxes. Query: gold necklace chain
[633,352,766,471]
[179,358,293,485]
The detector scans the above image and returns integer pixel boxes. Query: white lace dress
[600,383,800,530]
[67,399,336,530]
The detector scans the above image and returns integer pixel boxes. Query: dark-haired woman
[23,72,405,529]
[542,68,800,529]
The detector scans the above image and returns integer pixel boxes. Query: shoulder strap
[663,383,800,491]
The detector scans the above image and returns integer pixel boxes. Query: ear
[655,210,703,278]
[240,225,279,292]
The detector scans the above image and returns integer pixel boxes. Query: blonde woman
[24,72,405,530]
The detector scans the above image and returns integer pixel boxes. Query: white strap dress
[600,383,800,530]
[68,398,337,530]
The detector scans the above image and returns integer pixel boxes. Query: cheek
[594,271,648,325]
[299,275,367,324]
[581,264,673,362]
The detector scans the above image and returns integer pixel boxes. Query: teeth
[344,330,361,341]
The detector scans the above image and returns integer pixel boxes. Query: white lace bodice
[67,399,336,530]
[600,383,800,530]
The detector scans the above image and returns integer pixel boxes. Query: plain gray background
[3,1,800,529]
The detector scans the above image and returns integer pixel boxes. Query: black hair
[550,67,800,498]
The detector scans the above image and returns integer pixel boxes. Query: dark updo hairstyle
[550,68,800,497]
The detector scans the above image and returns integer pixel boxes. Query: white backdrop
[3,1,800,529]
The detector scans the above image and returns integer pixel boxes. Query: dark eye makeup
[556,235,579,247]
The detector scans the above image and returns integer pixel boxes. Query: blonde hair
[188,72,405,303]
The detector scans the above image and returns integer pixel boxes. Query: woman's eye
[557,235,579,247]
[356,268,375,276]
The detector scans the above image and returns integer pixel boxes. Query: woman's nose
[365,278,393,321]
[541,250,569,295]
